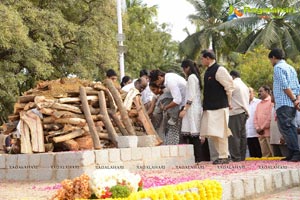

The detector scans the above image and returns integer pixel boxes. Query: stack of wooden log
[1,78,162,153]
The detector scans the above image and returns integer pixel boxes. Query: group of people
[107,47,300,164]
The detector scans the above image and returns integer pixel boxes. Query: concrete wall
[0,144,195,181]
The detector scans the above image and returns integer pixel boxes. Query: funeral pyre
[0,78,161,153]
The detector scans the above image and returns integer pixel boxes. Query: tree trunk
[104,79,136,135]
[8,115,20,122]
[56,118,86,127]
[52,129,84,143]
[133,96,162,145]
[58,96,98,104]
[18,95,36,103]
[19,120,33,154]
[98,91,118,145]
[74,135,94,150]
[36,101,82,114]
[108,110,128,136]
[2,121,18,134]
[79,86,101,149]
[14,103,26,114]
[43,123,64,131]
[61,139,79,151]
[20,110,45,152]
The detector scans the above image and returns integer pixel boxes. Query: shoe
[231,158,241,162]
[290,154,300,162]
[213,158,229,165]
[167,118,177,126]
[281,156,292,161]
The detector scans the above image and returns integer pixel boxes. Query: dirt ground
[0,181,59,200]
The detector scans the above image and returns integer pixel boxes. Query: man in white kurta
[200,50,234,164]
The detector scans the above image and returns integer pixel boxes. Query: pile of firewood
[1,78,162,153]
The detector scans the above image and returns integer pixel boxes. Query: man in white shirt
[149,70,186,144]
[200,50,234,164]
[246,87,262,157]
[139,69,155,112]
[121,77,147,93]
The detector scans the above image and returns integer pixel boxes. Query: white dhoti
[200,108,232,159]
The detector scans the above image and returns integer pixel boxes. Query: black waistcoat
[203,63,229,110]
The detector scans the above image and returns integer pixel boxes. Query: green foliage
[0,0,118,123]
[110,184,131,198]
[179,0,245,59]
[220,0,300,61]
[232,47,273,91]
[228,46,300,91]
[0,0,180,124]
[124,1,179,77]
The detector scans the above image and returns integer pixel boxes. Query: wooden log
[58,96,99,104]
[105,90,117,112]
[34,96,47,104]
[19,120,33,154]
[39,107,55,115]
[89,105,100,115]
[46,128,79,142]
[43,116,86,126]
[52,129,84,143]
[104,79,136,135]
[8,115,20,122]
[108,110,128,136]
[128,109,138,117]
[61,139,79,151]
[52,110,85,119]
[44,143,54,152]
[2,121,18,134]
[20,110,45,152]
[74,135,94,150]
[18,95,35,103]
[14,103,26,114]
[133,96,162,145]
[24,102,36,111]
[98,132,110,140]
[98,91,118,144]
[43,123,64,131]
[79,86,101,149]
[92,82,107,91]
[36,101,82,114]
[55,118,86,127]
[43,116,56,124]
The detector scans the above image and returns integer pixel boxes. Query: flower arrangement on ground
[89,169,143,199]
[51,169,142,200]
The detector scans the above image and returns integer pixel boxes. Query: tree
[0,0,118,122]
[124,0,179,76]
[179,0,247,60]
[229,46,300,91]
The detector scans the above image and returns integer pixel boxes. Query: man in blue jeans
[269,48,300,162]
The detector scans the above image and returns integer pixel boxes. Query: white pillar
[117,0,125,80]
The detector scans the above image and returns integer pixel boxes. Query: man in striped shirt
[269,48,300,162]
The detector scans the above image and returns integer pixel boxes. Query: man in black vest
[200,50,235,164]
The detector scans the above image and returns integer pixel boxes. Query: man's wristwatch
[292,98,297,102]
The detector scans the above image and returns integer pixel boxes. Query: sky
[142,0,196,42]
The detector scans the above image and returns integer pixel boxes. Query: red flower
[101,187,112,198]
[138,179,143,188]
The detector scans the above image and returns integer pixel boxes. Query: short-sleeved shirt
[273,60,300,110]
